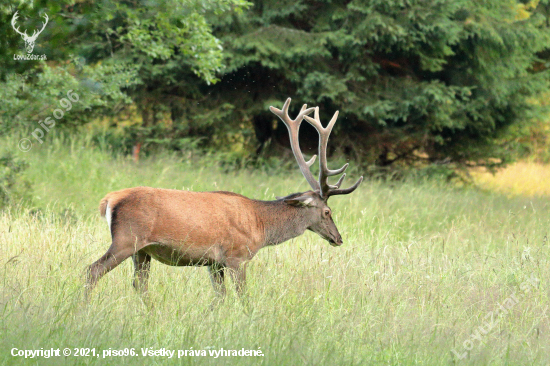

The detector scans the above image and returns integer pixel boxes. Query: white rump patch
[105,202,112,231]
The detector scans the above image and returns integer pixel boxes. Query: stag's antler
[270,98,363,199]
[304,107,363,198]
[269,98,319,191]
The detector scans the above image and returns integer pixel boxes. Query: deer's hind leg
[133,250,152,294]
[85,234,141,299]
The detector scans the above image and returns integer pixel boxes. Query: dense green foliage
[209,0,550,167]
[1,0,549,168]
[0,0,248,135]
[0,152,30,208]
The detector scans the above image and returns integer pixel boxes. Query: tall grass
[1,134,549,365]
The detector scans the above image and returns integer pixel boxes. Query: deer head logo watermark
[11,11,48,54]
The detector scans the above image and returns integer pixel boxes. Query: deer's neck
[255,200,309,247]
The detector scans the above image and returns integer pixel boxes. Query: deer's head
[270,99,363,246]
[11,11,48,54]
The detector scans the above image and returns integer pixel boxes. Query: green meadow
[0,134,549,365]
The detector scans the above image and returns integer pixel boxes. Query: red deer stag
[85,98,363,302]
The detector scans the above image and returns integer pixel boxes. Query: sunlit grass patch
[472,162,550,197]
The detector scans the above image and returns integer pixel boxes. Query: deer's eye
[324,209,331,217]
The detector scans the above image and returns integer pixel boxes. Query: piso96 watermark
[18,90,79,152]
[11,347,265,359]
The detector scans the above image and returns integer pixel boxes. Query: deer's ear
[284,195,315,207]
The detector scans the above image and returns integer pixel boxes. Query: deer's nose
[329,235,343,246]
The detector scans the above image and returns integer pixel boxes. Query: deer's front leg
[227,259,248,298]
[208,263,226,308]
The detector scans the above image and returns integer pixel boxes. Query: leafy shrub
[0,153,31,209]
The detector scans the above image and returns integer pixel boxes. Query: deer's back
[100,187,265,256]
